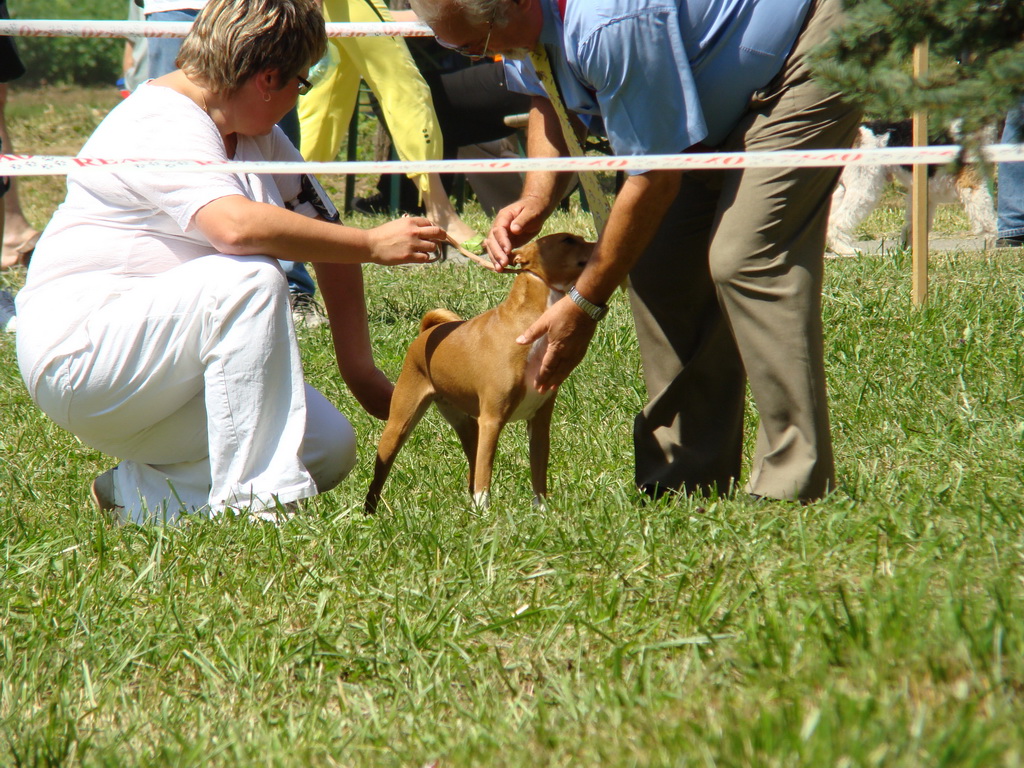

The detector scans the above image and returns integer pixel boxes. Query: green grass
[2,87,1023,767]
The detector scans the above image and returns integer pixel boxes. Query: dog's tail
[420,308,462,332]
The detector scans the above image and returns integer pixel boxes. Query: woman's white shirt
[16,81,308,389]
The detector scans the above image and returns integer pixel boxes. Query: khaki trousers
[629,0,861,501]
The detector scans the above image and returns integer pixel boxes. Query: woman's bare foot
[443,219,481,248]
[1,227,39,269]
[421,173,483,252]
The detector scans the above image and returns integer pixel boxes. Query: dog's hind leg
[365,379,434,514]
[435,401,479,496]
[827,165,889,255]
[827,126,892,256]
[526,397,556,509]
[956,177,998,246]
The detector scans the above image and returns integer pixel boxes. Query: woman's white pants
[21,255,356,524]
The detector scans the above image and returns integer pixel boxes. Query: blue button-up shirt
[506,0,812,165]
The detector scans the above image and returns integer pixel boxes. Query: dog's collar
[514,267,570,294]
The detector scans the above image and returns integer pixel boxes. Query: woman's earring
[263,92,271,103]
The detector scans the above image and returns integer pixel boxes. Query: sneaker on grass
[0,288,16,333]
[290,292,328,329]
[90,467,126,524]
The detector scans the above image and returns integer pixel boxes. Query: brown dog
[365,233,596,513]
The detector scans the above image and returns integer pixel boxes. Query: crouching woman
[15,0,445,524]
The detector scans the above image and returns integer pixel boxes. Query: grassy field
[2,86,1023,766]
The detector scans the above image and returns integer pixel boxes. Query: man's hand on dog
[486,195,549,269]
[516,296,597,393]
[368,217,447,265]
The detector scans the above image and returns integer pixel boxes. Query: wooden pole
[911,42,929,306]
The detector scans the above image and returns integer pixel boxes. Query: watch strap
[568,285,609,321]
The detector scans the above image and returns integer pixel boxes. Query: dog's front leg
[956,182,998,245]
[526,397,556,509]
[471,415,505,509]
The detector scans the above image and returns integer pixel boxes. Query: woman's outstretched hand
[367,217,447,265]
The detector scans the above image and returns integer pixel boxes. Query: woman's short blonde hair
[178,0,327,95]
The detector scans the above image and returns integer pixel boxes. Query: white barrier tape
[0,145,1021,178]
[0,19,431,39]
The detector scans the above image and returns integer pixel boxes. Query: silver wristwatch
[567,285,609,321]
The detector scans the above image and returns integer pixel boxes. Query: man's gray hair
[410,0,515,28]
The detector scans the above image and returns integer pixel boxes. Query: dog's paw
[826,238,860,257]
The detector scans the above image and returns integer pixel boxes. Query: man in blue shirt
[409,0,860,502]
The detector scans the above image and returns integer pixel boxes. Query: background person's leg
[144,9,198,79]
[323,0,478,245]
[280,260,327,328]
[0,83,38,268]
[997,98,1024,245]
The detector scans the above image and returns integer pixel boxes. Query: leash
[505,265,564,292]
[529,48,610,235]
[444,234,498,270]
[442,235,561,290]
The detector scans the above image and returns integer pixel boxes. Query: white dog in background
[826,120,997,256]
